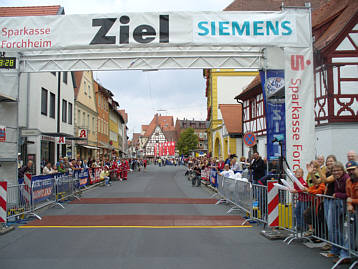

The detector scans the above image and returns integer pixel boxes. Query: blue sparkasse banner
[260,70,286,161]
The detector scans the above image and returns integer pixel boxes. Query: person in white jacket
[219,164,235,178]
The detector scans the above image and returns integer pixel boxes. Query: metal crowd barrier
[211,173,358,268]
[249,183,268,224]
[277,190,357,269]
[6,172,87,223]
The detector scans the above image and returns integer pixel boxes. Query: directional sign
[244,132,256,147]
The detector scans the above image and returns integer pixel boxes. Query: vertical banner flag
[260,70,286,161]
[284,47,315,172]
[154,143,157,157]
[159,143,163,156]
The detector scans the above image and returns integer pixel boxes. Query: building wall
[75,71,97,147]
[19,72,74,174]
[315,123,358,163]
[207,69,257,156]
[109,110,119,150]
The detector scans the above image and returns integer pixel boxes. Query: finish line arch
[0,7,315,183]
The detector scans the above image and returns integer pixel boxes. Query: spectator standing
[325,162,349,262]
[250,152,266,184]
[18,160,33,180]
[290,168,308,232]
[43,162,54,175]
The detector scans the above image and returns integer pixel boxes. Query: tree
[177,128,199,155]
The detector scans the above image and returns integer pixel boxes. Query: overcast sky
[2,0,233,138]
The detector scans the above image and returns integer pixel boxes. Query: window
[49,92,55,118]
[62,100,67,123]
[82,112,85,127]
[78,110,81,125]
[88,85,91,98]
[92,117,95,133]
[87,114,89,128]
[41,88,48,116]
[84,81,87,95]
[63,72,68,84]
[68,102,73,125]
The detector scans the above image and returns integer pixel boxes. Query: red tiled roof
[219,104,243,134]
[224,0,324,11]
[235,75,262,101]
[0,5,62,17]
[118,109,128,123]
[73,71,83,99]
[132,133,141,146]
[313,0,358,51]
[144,114,175,137]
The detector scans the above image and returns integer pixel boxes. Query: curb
[0,226,15,235]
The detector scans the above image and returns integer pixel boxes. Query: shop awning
[81,145,99,150]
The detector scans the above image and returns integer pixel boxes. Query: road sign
[244,132,256,147]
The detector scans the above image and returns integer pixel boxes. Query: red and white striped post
[267,180,279,227]
[0,181,7,223]
[23,173,32,206]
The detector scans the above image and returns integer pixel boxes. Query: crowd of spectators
[182,150,358,264]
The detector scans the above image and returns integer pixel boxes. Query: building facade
[19,71,75,175]
[74,71,98,161]
[234,0,358,162]
[94,81,110,160]
[205,69,258,158]
[175,119,209,155]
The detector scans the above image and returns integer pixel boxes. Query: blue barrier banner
[76,169,88,187]
[210,169,218,188]
[260,70,286,161]
[32,174,55,203]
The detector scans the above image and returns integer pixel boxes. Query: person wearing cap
[346,160,358,212]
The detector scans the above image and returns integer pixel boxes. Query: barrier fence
[2,167,105,224]
[213,174,358,268]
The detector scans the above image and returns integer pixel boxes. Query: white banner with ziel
[0,10,310,51]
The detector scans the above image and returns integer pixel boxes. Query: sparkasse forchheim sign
[0,10,315,172]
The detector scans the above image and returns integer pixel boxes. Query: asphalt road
[0,165,343,269]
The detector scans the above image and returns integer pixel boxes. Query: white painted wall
[315,123,358,164]
[217,75,255,120]
[19,72,74,174]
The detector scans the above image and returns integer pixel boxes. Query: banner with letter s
[284,47,315,172]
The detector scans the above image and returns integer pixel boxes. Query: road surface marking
[20,225,252,229]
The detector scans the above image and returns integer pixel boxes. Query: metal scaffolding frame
[19,46,264,72]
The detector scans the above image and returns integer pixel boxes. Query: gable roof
[73,71,83,99]
[144,114,175,137]
[118,109,128,123]
[313,0,358,51]
[132,133,141,146]
[219,104,243,134]
[0,5,63,17]
[235,75,261,100]
[231,0,358,100]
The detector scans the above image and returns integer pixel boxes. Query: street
[0,166,339,268]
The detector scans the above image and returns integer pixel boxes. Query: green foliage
[177,128,199,155]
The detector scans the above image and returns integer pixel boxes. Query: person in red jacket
[290,168,309,232]
[111,158,119,181]
[121,159,129,181]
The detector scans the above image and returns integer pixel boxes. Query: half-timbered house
[234,0,358,162]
